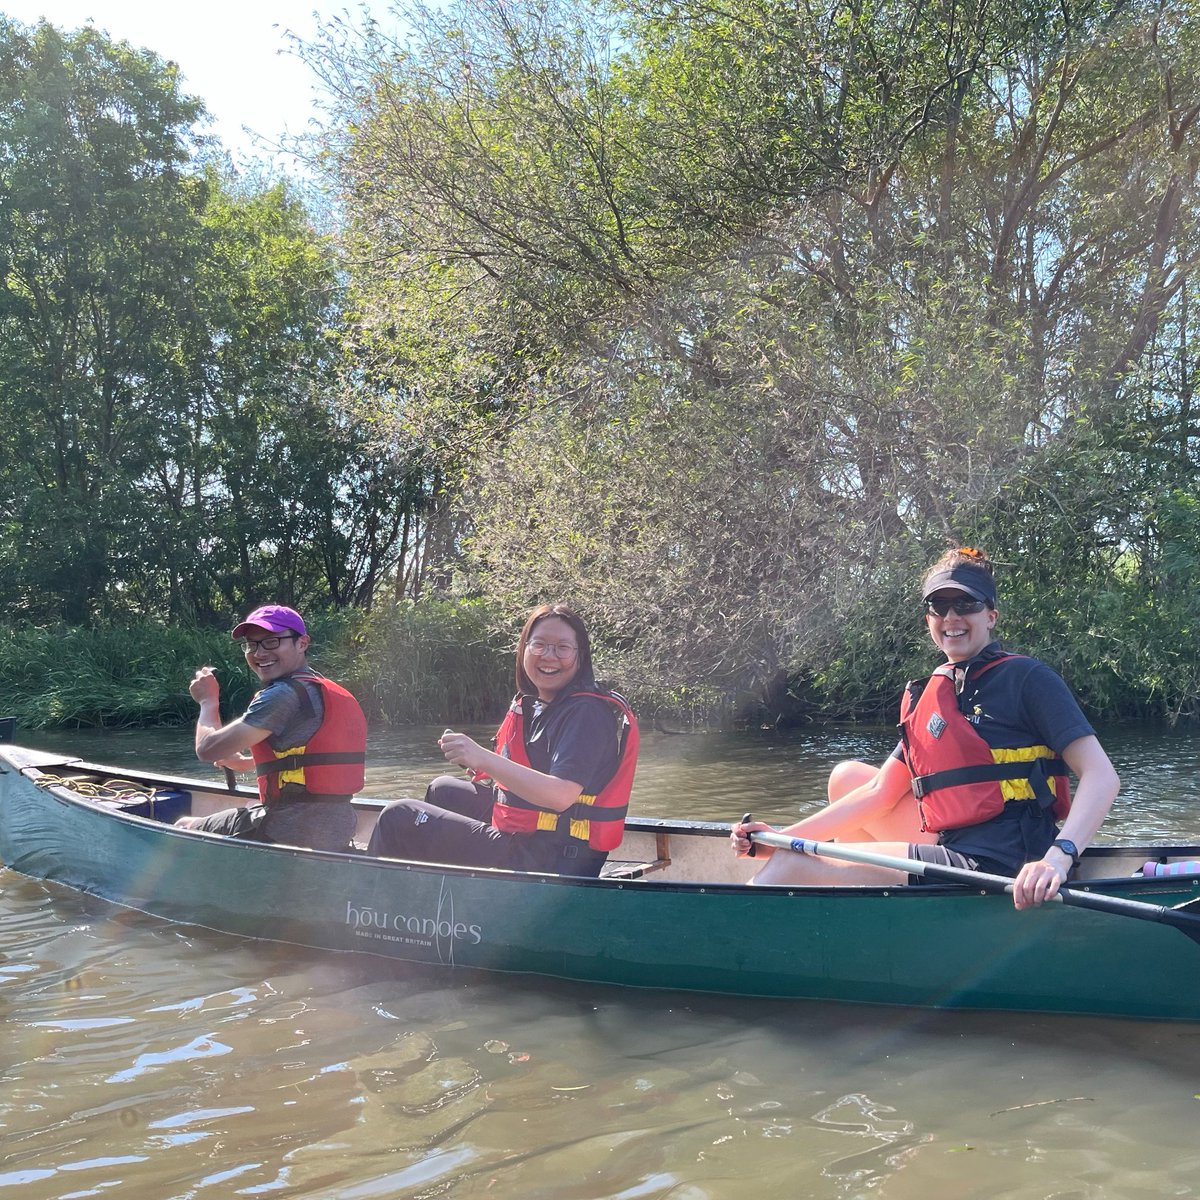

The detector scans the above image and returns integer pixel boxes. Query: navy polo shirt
[937,642,1094,754]
[517,688,621,799]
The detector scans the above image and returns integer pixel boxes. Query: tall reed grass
[0,601,742,733]
[0,601,512,730]
[343,598,512,725]
[0,625,248,728]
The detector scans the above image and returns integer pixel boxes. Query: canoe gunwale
[4,746,1198,896]
[15,748,1198,871]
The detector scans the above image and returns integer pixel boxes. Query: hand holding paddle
[734,813,783,858]
[739,812,757,857]
[189,665,220,705]
[439,728,486,773]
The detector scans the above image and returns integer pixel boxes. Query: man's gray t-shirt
[244,668,355,850]
[243,667,324,750]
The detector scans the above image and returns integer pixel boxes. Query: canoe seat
[601,831,672,880]
[601,857,669,881]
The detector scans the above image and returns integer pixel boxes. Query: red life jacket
[251,676,367,804]
[486,691,639,851]
[898,655,1070,833]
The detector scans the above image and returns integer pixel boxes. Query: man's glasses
[240,634,300,652]
[526,640,578,658]
[924,597,989,618]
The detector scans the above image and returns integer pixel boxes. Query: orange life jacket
[251,676,367,804]
[487,691,639,851]
[898,655,1070,833]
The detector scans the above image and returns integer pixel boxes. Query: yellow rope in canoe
[34,775,156,801]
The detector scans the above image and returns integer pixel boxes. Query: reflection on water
[5,721,1200,1197]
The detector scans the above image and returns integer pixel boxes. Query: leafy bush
[344,598,513,725]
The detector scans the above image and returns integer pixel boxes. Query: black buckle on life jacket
[911,757,1067,807]
[256,751,366,777]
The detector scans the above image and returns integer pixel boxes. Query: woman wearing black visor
[733,547,1119,910]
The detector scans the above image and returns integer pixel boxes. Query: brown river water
[4,721,1200,1199]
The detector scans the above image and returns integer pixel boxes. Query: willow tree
[321,0,1200,715]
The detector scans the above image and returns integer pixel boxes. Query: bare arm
[1011,734,1120,909]
[732,755,914,857]
[190,666,268,770]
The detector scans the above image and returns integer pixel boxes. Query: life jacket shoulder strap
[901,652,1028,719]
[277,676,319,720]
[571,689,637,749]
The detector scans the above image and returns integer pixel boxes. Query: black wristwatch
[1051,839,1080,868]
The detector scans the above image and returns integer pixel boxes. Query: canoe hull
[3,745,1199,1019]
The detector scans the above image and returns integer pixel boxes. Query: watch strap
[1052,838,1080,868]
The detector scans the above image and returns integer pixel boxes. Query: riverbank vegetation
[0,601,514,730]
[3,5,1200,730]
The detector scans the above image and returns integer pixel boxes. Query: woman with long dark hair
[369,604,638,877]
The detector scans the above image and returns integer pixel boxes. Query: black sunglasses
[924,596,989,617]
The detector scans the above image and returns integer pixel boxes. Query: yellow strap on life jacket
[569,793,599,842]
[533,793,598,841]
[275,742,308,789]
[990,745,1058,801]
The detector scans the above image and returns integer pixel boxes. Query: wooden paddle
[746,829,1200,945]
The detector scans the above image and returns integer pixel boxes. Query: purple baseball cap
[231,605,307,639]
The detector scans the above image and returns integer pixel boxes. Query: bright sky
[2,2,395,165]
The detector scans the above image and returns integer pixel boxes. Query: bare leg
[732,756,933,884]
[823,760,878,840]
[749,839,915,887]
[825,759,934,844]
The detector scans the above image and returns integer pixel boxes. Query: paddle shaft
[747,830,1200,945]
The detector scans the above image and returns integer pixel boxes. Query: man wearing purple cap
[177,605,367,851]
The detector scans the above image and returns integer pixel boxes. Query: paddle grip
[741,812,756,857]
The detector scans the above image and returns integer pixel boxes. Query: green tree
[0,19,426,627]
[0,18,207,623]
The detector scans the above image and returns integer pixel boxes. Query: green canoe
[2,742,1199,1021]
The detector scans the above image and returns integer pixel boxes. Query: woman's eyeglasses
[526,640,578,658]
[924,597,988,618]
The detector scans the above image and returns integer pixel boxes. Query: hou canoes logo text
[345,878,482,962]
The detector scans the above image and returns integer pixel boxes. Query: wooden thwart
[601,830,672,880]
